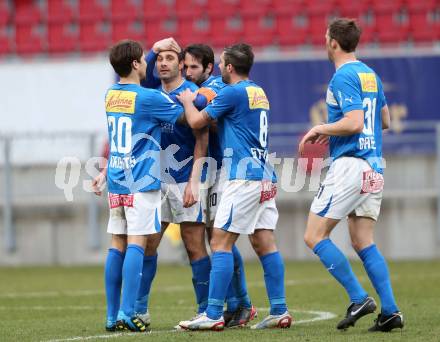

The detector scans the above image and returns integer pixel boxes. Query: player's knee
[184,239,207,260]
[209,236,230,253]
[304,230,320,250]
[351,237,374,252]
[250,237,262,255]
[250,233,277,257]
[181,226,206,258]
[145,233,161,256]
[111,234,127,252]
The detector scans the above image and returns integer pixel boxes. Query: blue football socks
[260,251,288,315]
[134,254,158,315]
[104,248,124,325]
[120,244,144,317]
[358,244,399,315]
[314,239,368,304]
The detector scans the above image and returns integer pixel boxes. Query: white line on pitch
[41,309,337,342]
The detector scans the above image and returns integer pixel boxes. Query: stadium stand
[0,0,439,57]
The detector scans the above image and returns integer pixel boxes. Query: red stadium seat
[371,0,402,13]
[243,14,276,47]
[240,0,273,17]
[309,15,332,45]
[175,0,206,19]
[336,0,369,18]
[0,30,13,55]
[15,23,46,54]
[305,0,335,15]
[111,0,142,22]
[305,0,336,45]
[405,0,436,12]
[145,17,180,46]
[272,0,303,15]
[178,17,210,47]
[408,7,438,43]
[47,0,77,24]
[143,0,175,20]
[112,21,146,45]
[0,1,11,26]
[375,12,408,44]
[209,16,243,48]
[275,13,308,46]
[79,0,109,22]
[340,14,376,45]
[14,0,44,25]
[206,0,240,18]
[79,21,111,52]
[358,26,375,45]
[48,22,78,53]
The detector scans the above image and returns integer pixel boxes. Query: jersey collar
[161,79,185,94]
[336,60,360,71]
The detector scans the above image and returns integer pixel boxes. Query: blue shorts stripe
[222,205,234,231]
[317,195,333,217]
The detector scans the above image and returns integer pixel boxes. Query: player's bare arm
[299,109,364,156]
[381,104,390,130]
[152,37,181,54]
[183,126,209,208]
[177,88,211,129]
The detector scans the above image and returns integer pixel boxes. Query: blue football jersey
[326,61,386,173]
[204,80,276,182]
[200,75,226,170]
[105,83,183,194]
[158,79,200,183]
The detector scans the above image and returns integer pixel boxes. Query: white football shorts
[107,191,161,235]
[213,180,278,234]
[161,182,207,224]
[310,157,383,221]
[207,169,223,226]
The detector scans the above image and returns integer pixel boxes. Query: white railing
[1,121,440,253]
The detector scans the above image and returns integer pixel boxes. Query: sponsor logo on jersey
[246,86,270,110]
[358,73,378,93]
[106,90,137,113]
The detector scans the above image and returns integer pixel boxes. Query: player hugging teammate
[94,39,290,332]
[94,16,402,335]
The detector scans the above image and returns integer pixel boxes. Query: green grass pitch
[0,260,439,341]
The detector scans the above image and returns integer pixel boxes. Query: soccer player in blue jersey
[183,44,257,328]
[98,40,184,332]
[299,19,404,332]
[177,43,292,331]
[133,40,212,326]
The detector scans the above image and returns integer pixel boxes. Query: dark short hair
[328,18,361,53]
[223,43,254,76]
[109,40,144,77]
[184,44,215,74]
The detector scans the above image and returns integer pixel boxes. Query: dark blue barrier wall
[249,55,440,155]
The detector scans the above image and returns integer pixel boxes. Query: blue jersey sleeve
[141,50,161,89]
[146,90,183,124]
[332,73,363,114]
[164,92,206,110]
[204,86,237,120]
